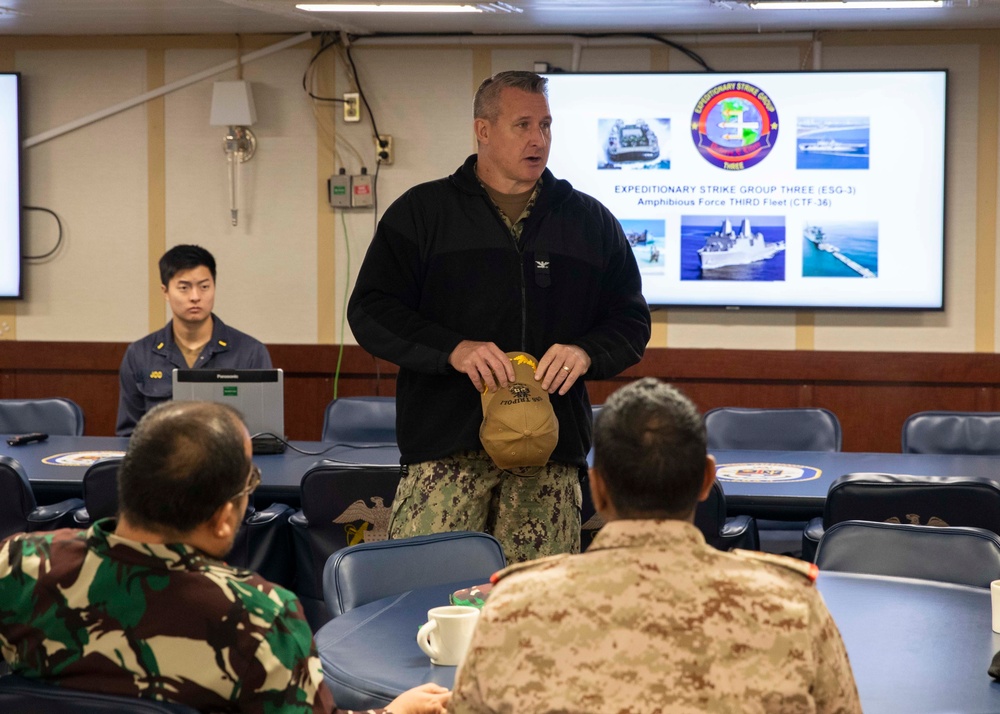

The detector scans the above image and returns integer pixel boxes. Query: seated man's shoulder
[492,553,572,584]
[487,552,601,607]
[126,326,169,353]
[728,548,819,586]
[204,565,308,623]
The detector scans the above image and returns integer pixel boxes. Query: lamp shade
[210,80,257,126]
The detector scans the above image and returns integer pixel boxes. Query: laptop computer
[171,368,286,454]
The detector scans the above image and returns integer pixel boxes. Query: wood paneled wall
[3,342,1000,452]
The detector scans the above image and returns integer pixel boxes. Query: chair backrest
[815,520,1000,588]
[0,455,36,540]
[822,472,1000,533]
[694,480,759,551]
[77,457,294,588]
[0,674,200,713]
[82,458,122,522]
[0,398,85,436]
[289,463,405,628]
[901,410,1000,454]
[323,531,507,617]
[704,407,842,451]
[321,396,396,443]
[581,480,757,552]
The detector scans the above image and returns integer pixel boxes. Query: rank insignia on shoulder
[149,370,163,379]
[733,549,818,582]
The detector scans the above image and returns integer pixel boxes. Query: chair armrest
[26,498,85,531]
[801,516,824,563]
[721,515,759,551]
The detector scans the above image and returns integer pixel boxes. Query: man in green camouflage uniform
[0,401,449,714]
[450,379,862,714]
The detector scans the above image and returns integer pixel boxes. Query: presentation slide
[0,73,19,298]
[544,71,946,309]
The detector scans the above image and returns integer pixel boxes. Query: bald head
[118,401,250,535]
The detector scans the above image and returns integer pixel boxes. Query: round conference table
[314,571,1000,713]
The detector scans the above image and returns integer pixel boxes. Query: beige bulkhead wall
[1,32,996,354]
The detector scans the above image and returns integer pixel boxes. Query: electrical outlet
[343,92,360,122]
[375,134,393,165]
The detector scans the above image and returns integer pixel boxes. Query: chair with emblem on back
[289,462,405,630]
[0,398,85,436]
[801,472,1000,563]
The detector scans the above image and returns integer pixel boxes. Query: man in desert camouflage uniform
[0,401,449,714]
[450,378,862,714]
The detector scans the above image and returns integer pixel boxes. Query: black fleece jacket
[348,155,651,467]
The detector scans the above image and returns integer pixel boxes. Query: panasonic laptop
[172,368,286,454]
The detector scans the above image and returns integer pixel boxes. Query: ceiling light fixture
[296,3,484,12]
[749,0,943,8]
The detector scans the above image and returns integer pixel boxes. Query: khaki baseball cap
[480,352,559,470]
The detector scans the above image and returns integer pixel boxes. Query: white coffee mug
[991,580,1000,634]
[416,605,480,666]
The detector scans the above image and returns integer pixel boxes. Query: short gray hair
[593,378,707,518]
[474,71,548,122]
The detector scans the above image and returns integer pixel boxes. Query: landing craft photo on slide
[620,218,666,276]
[598,117,671,170]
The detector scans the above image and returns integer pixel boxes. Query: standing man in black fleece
[347,70,650,562]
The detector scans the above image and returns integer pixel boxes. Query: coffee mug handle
[417,619,440,660]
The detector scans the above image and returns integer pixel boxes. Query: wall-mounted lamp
[210,80,257,227]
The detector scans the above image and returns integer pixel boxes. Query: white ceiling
[0,0,998,37]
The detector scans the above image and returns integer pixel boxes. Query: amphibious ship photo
[799,139,867,154]
[698,218,786,270]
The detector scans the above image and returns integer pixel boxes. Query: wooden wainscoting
[3,342,1000,452]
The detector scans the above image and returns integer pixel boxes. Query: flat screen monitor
[0,73,18,298]
[543,70,947,310]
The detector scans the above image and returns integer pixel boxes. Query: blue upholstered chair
[0,398,85,436]
[323,531,506,618]
[0,674,200,713]
[815,520,1000,588]
[72,458,122,526]
[802,472,1000,563]
[321,396,396,444]
[902,410,1000,454]
[0,455,82,540]
[704,406,842,452]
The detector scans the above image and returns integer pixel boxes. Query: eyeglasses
[230,464,261,501]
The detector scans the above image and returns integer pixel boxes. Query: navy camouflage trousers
[388,450,582,563]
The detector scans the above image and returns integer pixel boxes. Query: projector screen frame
[542,69,948,312]
[0,71,22,300]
